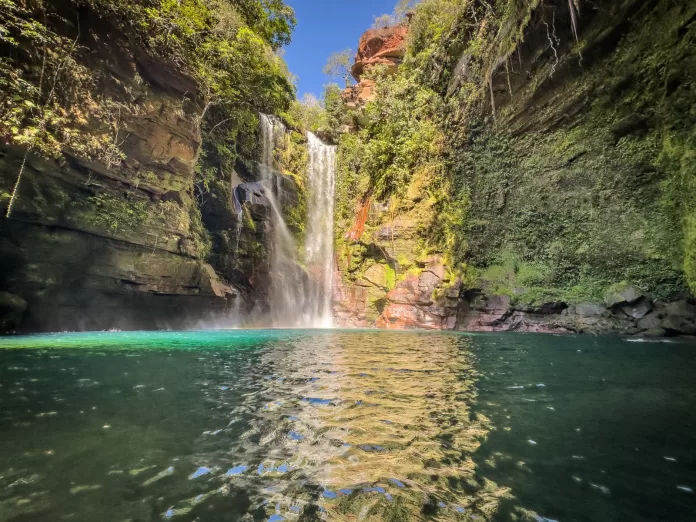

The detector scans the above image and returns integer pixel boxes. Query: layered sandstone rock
[342,24,409,108]
[376,258,460,330]
[0,6,238,332]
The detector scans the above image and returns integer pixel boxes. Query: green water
[0,330,694,522]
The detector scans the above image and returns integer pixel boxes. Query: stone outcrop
[376,258,459,330]
[455,294,696,337]
[333,278,370,327]
[342,24,409,108]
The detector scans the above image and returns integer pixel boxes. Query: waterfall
[232,187,244,257]
[257,115,335,328]
[258,114,302,327]
[305,132,336,327]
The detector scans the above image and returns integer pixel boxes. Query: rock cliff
[0,1,296,332]
[334,0,696,337]
[342,24,409,108]
[0,9,225,331]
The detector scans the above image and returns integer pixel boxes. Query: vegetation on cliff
[333,0,696,308]
[1,0,295,223]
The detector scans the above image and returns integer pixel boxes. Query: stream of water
[0,331,694,521]
[304,133,336,328]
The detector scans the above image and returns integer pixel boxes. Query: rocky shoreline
[334,256,696,338]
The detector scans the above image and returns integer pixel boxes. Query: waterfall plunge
[258,115,336,328]
[305,132,336,327]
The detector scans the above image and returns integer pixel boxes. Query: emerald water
[0,330,694,521]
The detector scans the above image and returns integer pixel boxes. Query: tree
[229,0,297,50]
[373,14,396,28]
[373,0,419,28]
[323,49,354,88]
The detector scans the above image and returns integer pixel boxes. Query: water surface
[0,330,694,521]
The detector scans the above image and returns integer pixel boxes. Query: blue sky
[283,0,397,100]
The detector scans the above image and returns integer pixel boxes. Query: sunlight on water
[0,330,694,521]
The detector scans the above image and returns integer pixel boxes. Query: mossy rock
[604,282,644,307]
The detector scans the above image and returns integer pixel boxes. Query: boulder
[658,300,696,335]
[619,297,653,319]
[604,283,644,307]
[636,312,663,332]
[235,182,270,222]
[574,302,608,316]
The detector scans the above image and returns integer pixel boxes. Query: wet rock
[235,182,270,222]
[637,312,663,332]
[574,302,607,316]
[620,297,653,320]
[659,300,696,336]
[610,114,648,142]
[455,293,638,335]
[0,292,27,330]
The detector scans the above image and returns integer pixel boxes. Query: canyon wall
[334,0,696,336]
[0,1,297,332]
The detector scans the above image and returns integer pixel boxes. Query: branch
[207,117,232,136]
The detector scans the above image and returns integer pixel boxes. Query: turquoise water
[0,330,694,521]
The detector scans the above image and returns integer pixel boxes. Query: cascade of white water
[259,114,305,327]
[305,132,336,327]
[232,187,244,257]
[257,115,336,328]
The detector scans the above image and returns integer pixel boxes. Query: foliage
[0,1,126,164]
[281,84,345,139]
[188,202,213,260]
[1,0,297,236]
[283,94,325,134]
[373,0,419,29]
[81,194,149,232]
[279,129,308,244]
[334,54,458,266]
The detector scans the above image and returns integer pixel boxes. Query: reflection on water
[241,332,503,521]
[0,331,694,522]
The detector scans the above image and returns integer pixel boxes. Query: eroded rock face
[454,295,696,337]
[376,258,460,330]
[342,24,409,108]
[333,281,370,327]
[0,292,27,332]
[0,7,236,332]
[334,0,696,338]
[351,25,409,78]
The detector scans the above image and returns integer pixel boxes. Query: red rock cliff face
[343,24,409,107]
